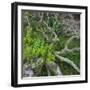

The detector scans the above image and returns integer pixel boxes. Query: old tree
[22,11,80,77]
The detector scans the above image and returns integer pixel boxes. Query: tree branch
[43,21,59,42]
[54,52,80,73]
[65,35,79,49]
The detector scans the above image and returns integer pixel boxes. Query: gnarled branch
[54,52,80,73]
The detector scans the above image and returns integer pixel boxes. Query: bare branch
[42,32,49,41]
[43,21,59,42]
[65,35,79,49]
[54,52,80,73]
[56,64,63,75]
[25,16,30,26]
[56,35,80,54]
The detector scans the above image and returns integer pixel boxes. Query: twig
[65,35,79,49]
[25,16,30,26]
[43,21,59,42]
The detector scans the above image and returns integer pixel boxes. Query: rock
[23,63,34,77]
[59,13,80,35]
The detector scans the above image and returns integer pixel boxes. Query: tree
[22,11,80,77]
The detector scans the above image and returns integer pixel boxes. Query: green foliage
[23,26,55,64]
[68,38,80,49]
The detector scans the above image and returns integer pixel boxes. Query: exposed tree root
[54,52,80,73]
